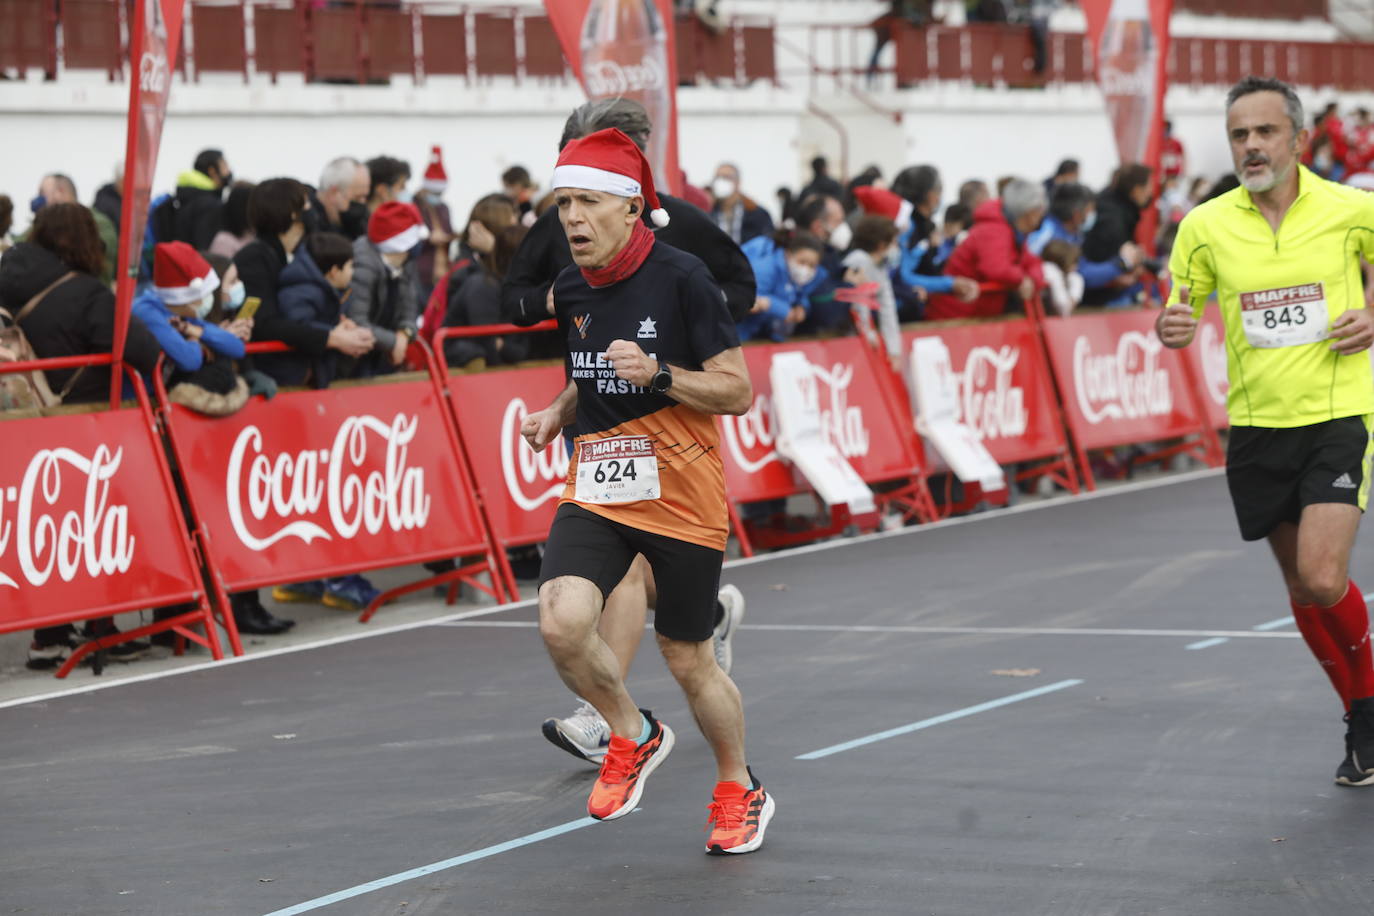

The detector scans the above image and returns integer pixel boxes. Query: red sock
[1292,598,1351,710]
[1319,580,1374,705]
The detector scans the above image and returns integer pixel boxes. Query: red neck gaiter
[581,221,655,288]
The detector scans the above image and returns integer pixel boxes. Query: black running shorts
[1226,415,1373,541]
[539,503,724,642]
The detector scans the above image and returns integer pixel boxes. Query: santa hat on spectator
[551,128,670,228]
[853,186,913,231]
[423,145,447,194]
[153,241,219,305]
[369,202,428,253]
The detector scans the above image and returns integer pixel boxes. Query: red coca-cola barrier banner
[162,379,499,599]
[905,318,1070,467]
[0,409,206,634]
[1182,307,1230,431]
[1040,308,1219,487]
[444,362,569,550]
[717,337,922,505]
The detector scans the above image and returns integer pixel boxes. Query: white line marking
[1185,637,1230,650]
[797,679,1085,760]
[0,470,1224,710]
[438,620,1302,640]
[261,816,602,916]
[1253,616,1294,632]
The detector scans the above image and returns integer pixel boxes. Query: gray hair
[559,98,652,152]
[1226,75,1304,135]
[1048,182,1095,224]
[1002,178,1047,221]
[319,156,363,193]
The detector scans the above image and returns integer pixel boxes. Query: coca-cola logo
[1199,322,1229,407]
[721,359,870,473]
[139,50,168,94]
[500,398,569,511]
[225,414,430,551]
[956,345,1029,441]
[1072,332,1172,424]
[584,55,665,96]
[0,446,135,589]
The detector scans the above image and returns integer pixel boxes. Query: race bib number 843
[574,435,660,504]
[1239,283,1329,349]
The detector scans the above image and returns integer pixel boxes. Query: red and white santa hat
[853,186,913,231]
[153,241,219,305]
[369,201,428,253]
[551,128,670,228]
[423,145,447,194]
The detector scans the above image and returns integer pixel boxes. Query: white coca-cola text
[957,345,1029,441]
[501,398,569,511]
[226,414,430,551]
[0,446,135,589]
[584,55,665,96]
[721,359,870,472]
[1072,332,1172,424]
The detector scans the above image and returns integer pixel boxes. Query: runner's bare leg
[598,555,652,679]
[1267,504,1361,606]
[658,634,749,785]
[540,576,642,737]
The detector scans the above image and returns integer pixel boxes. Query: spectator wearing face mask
[133,242,246,376]
[888,166,980,319]
[789,191,855,332]
[709,162,774,246]
[209,181,256,260]
[348,202,423,376]
[1081,164,1152,307]
[925,177,1046,321]
[365,156,412,212]
[310,156,371,241]
[413,146,456,303]
[842,214,903,365]
[26,174,118,286]
[738,228,824,342]
[1027,182,1137,301]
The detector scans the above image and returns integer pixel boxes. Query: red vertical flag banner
[1082,0,1172,250]
[110,0,185,405]
[545,0,683,196]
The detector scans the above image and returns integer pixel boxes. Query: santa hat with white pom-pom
[550,128,670,228]
[153,241,220,305]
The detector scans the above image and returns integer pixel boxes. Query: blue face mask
[1081,209,1097,233]
[30,195,45,214]
[224,281,246,311]
[396,189,414,205]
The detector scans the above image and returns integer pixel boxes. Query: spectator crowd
[4,92,1358,673]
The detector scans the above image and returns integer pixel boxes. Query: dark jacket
[1080,187,1141,306]
[93,183,122,233]
[502,192,756,328]
[236,236,332,356]
[152,170,225,252]
[712,197,774,247]
[347,237,420,357]
[270,247,345,387]
[442,268,529,369]
[0,242,160,403]
[926,199,1044,321]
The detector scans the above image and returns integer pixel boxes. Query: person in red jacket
[925,177,1046,321]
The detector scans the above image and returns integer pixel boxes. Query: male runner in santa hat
[519,128,775,855]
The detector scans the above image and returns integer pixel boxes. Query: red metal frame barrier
[152,340,511,626]
[0,355,231,677]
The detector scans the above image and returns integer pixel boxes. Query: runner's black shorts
[539,503,723,642]
[1226,415,1373,541]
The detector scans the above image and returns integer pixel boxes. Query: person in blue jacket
[133,241,246,375]
[1027,182,1141,301]
[738,228,824,342]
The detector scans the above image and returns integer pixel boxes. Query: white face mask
[1080,209,1097,233]
[711,177,737,200]
[882,246,901,269]
[788,261,816,287]
[195,293,215,321]
[828,220,853,251]
[224,281,246,311]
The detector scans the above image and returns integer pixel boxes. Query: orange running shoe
[586,709,675,821]
[705,768,775,855]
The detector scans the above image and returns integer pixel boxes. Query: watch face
[652,368,671,393]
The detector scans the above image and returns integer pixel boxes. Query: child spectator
[842,215,902,364]
[935,203,972,267]
[277,232,357,388]
[133,242,246,380]
[738,229,823,342]
[1039,238,1084,317]
[348,202,423,377]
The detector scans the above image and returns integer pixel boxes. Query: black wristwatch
[648,361,673,394]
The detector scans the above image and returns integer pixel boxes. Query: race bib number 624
[574,435,660,504]
[1239,283,1329,349]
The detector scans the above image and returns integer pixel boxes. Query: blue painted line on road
[796,679,1084,761]
[1253,616,1294,632]
[1185,637,1230,650]
[262,815,603,915]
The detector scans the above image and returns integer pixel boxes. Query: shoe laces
[599,742,638,785]
[705,795,748,833]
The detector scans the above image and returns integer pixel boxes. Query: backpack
[0,272,83,412]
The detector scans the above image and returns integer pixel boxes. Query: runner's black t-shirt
[554,241,741,549]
